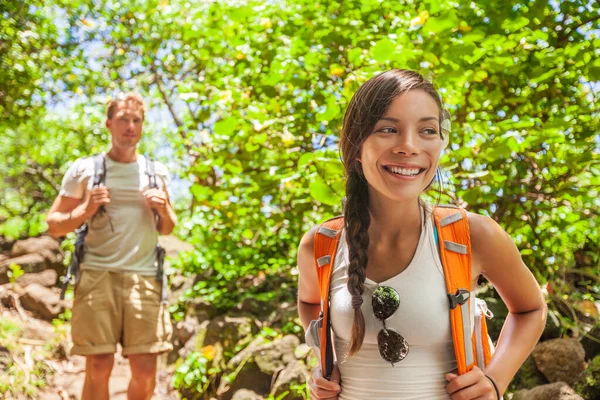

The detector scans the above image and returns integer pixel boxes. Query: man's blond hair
[106,92,145,119]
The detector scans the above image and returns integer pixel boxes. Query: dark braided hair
[340,69,446,355]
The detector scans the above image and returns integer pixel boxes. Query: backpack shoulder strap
[313,216,344,380]
[91,153,106,187]
[145,155,158,189]
[432,205,475,375]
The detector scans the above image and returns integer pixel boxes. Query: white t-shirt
[59,154,171,274]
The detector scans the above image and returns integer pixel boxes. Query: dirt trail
[38,353,178,399]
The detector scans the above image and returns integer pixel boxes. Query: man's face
[105,100,144,150]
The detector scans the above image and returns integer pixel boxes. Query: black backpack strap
[145,156,158,189]
[90,153,113,231]
[92,153,106,187]
[145,155,167,302]
[62,154,105,298]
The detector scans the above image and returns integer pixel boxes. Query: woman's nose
[393,131,420,155]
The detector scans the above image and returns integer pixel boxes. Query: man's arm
[143,189,177,235]
[157,198,177,235]
[46,187,111,237]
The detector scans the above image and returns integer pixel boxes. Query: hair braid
[344,165,370,355]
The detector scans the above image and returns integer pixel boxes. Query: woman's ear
[355,150,362,163]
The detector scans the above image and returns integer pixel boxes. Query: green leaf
[298,152,314,169]
[191,185,211,202]
[317,97,341,122]
[422,11,458,34]
[309,177,339,206]
[425,0,443,14]
[501,17,529,32]
[370,37,396,63]
[245,142,261,152]
[214,117,238,136]
[253,133,268,145]
[348,47,364,65]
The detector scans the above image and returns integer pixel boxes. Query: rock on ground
[532,338,587,386]
[512,382,583,400]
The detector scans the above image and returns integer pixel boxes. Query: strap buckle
[448,289,470,310]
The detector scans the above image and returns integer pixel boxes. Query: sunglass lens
[378,328,409,363]
[372,286,400,320]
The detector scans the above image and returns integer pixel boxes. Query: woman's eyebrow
[377,116,439,123]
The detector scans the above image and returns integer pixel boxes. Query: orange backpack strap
[433,205,476,375]
[313,216,344,380]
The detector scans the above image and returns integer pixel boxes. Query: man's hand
[83,185,111,217]
[309,364,341,400]
[446,366,499,400]
[143,188,169,217]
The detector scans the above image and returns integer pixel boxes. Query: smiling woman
[297,69,547,400]
[359,90,448,201]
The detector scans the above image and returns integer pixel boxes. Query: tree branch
[150,61,186,131]
[24,163,61,193]
[556,14,600,47]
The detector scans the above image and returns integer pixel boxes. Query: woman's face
[358,89,445,203]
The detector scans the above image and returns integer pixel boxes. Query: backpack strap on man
[432,205,476,375]
[145,155,168,303]
[92,153,106,187]
[313,216,344,380]
[145,155,158,189]
[61,153,106,299]
[92,153,106,214]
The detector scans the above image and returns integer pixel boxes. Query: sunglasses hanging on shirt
[372,285,409,365]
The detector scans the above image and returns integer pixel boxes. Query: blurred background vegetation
[1,0,599,397]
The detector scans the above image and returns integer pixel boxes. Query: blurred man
[47,92,177,400]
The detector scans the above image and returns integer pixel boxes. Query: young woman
[297,69,547,400]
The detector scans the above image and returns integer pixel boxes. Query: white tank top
[330,209,461,399]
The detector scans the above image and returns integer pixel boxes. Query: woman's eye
[376,127,396,134]
[423,128,438,135]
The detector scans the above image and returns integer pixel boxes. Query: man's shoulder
[143,156,169,176]
[65,155,97,177]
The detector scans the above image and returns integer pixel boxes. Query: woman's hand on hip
[309,363,341,400]
[446,366,499,400]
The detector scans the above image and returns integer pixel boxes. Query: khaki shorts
[71,269,173,356]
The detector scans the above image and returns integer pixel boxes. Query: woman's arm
[297,226,342,399]
[469,212,547,394]
[297,226,321,329]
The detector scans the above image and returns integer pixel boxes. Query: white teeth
[389,167,420,176]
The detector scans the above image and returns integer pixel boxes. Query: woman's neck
[367,195,423,244]
[106,146,137,163]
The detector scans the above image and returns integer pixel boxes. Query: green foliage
[119,0,597,327]
[575,354,600,399]
[1,1,62,124]
[172,350,220,396]
[266,387,309,400]
[0,317,52,397]
[6,264,24,284]
[1,3,599,396]
[0,107,108,239]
